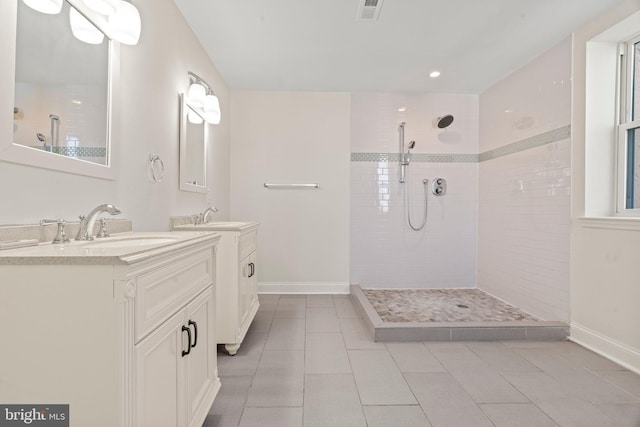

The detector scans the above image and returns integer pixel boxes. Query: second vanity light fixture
[22,0,141,46]
[187,71,221,125]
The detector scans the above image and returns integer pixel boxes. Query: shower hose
[405,178,428,231]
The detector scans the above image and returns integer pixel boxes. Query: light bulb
[203,94,221,124]
[188,108,203,124]
[109,1,141,45]
[187,83,206,108]
[70,7,105,44]
[22,0,63,14]
[83,0,120,15]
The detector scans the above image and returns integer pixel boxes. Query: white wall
[230,91,351,293]
[477,38,572,322]
[350,93,479,288]
[571,0,640,374]
[0,0,230,229]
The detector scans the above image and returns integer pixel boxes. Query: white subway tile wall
[477,139,571,321]
[350,92,479,289]
[477,38,572,322]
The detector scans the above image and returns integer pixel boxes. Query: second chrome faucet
[76,204,121,241]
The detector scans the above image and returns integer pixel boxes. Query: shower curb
[349,285,569,342]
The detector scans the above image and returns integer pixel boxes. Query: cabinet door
[136,310,186,427]
[185,288,219,427]
[238,255,251,328]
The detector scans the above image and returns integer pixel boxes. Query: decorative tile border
[27,145,107,159]
[351,125,571,163]
[479,125,571,162]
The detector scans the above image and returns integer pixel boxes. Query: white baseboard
[570,322,640,375]
[258,282,350,295]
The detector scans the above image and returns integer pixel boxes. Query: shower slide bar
[263,183,319,189]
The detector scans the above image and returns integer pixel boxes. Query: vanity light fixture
[69,6,105,44]
[26,0,142,46]
[108,0,141,46]
[22,0,63,14]
[83,0,120,16]
[187,72,221,125]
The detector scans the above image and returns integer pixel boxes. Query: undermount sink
[82,236,179,249]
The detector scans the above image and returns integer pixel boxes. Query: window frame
[616,34,640,215]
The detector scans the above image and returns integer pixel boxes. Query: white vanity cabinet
[0,232,221,427]
[172,222,259,355]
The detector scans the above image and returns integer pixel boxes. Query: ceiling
[174,0,623,94]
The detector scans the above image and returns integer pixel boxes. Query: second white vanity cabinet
[0,232,221,427]
[172,222,259,355]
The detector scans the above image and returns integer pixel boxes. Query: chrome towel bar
[263,183,319,189]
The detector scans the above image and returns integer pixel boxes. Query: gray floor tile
[449,367,529,404]
[306,294,335,308]
[466,342,541,373]
[264,317,305,350]
[245,350,304,407]
[514,347,583,376]
[385,343,446,373]
[274,295,307,318]
[217,332,267,377]
[480,403,558,426]
[429,342,490,372]
[238,407,303,427]
[537,397,615,427]
[249,308,275,334]
[334,295,360,318]
[208,376,252,416]
[554,341,628,371]
[306,307,341,333]
[348,349,417,405]
[305,333,351,374]
[203,413,242,427]
[595,402,640,426]
[594,369,640,399]
[303,374,367,427]
[363,405,432,427]
[552,369,639,403]
[502,372,573,403]
[405,372,494,427]
[339,317,385,350]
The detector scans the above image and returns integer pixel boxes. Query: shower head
[37,133,46,143]
[49,114,59,121]
[408,140,416,149]
[434,114,454,129]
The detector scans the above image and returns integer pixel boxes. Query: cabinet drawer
[238,230,257,260]
[135,248,214,342]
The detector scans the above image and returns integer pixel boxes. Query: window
[618,36,640,213]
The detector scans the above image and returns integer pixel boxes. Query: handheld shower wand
[49,114,60,152]
[398,122,428,231]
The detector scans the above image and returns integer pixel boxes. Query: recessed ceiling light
[429,71,441,78]
[504,109,513,113]
[398,107,406,112]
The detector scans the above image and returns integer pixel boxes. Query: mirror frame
[179,93,208,193]
[1,0,118,180]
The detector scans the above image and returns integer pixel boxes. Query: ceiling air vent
[357,0,383,21]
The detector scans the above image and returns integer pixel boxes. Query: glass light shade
[203,95,221,124]
[83,0,120,15]
[188,108,203,125]
[70,7,105,44]
[22,0,63,14]
[187,83,206,108]
[109,1,141,45]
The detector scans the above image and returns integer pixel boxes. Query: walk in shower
[350,92,569,342]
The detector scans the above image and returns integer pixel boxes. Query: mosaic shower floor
[350,285,569,342]
[361,288,538,323]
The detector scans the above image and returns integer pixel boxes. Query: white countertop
[0,231,220,265]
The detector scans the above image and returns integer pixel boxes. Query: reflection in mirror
[179,93,207,193]
[13,0,109,165]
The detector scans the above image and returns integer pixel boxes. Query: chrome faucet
[76,204,121,241]
[201,206,218,224]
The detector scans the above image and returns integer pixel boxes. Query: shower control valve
[432,178,447,196]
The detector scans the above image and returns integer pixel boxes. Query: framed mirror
[179,93,207,193]
[2,0,116,180]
